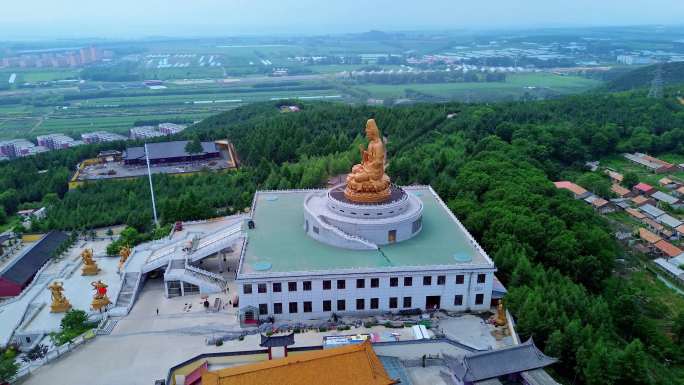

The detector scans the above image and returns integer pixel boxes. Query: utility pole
[145,143,159,227]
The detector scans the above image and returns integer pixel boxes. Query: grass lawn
[10,69,81,82]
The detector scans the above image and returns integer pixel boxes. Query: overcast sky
[2,0,684,39]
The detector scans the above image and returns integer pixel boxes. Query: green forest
[1,86,684,384]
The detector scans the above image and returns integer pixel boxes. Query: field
[0,81,346,139]
[357,73,601,101]
[0,34,609,141]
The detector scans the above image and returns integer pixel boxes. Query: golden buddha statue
[81,248,100,276]
[91,280,111,312]
[344,119,391,203]
[48,281,72,313]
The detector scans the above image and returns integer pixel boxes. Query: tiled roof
[626,208,646,219]
[631,196,650,206]
[639,228,662,244]
[606,170,624,182]
[634,183,654,192]
[0,231,68,285]
[611,184,630,197]
[655,240,682,258]
[259,333,295,348]
[591,198,609,208]
[553,181,588,197]
[642,218,664,232]
[202,341,397,385]
[124,141,218,162]
[659,177,673,186]
[446,339,557,382]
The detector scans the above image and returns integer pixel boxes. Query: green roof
[239,187,493,276]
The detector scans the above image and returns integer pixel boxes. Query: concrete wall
[238,270,494,320]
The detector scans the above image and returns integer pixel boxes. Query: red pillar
[268,347,272,360]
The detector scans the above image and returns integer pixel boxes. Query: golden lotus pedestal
[91,296,111,312]
[343,175,391,204]
[50,301,72,313]
[81,264,100,276]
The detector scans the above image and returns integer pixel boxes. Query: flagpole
[145,143,159,227]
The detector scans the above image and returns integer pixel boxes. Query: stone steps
[96,318,118,335]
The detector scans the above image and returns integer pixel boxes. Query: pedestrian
[156,308,159,316]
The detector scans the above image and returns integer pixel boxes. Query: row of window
[257,294,485,315]
[244,274,487,294]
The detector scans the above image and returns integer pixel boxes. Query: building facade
[236,186,497,321]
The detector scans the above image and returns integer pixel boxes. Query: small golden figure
[80,248,100,276]
[90,280,111,312]
[344,119,391,203]
[118,246,131,270]
[495,299,507,327]
[48,281,72,313]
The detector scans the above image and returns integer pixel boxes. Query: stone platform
[303,184,423,250]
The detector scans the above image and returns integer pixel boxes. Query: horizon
[2,0,684,40]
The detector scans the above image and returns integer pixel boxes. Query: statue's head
[365,119,380,140]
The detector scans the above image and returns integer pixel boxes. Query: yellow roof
[202,341,398,385]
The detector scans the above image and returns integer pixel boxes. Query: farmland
[0,31,624,141]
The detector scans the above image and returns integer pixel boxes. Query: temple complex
[236,119,496,321]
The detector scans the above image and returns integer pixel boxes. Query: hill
[606,61,684,91]
[1,93,684,384]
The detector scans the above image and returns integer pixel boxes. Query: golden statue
[90,280,111,312]
[344,119,391,203]
[81,248,100,276]
[118,246,131,270]
[495,299,507,327]
[48,281,72,313]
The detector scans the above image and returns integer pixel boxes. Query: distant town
[0,123,187,161]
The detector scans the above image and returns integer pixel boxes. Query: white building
[129,126,164,140]
[236,186,496,322]
[81,131,127,144]
[158,123,187,135]
[36,134,75,150]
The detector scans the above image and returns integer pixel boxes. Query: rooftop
[658,214,682,229]
[611,184,630,197]
[626,208,646,219]
[0,231,68,286]
[652,191,679,205]
[641,204,665,218]
[634,182,654,192]
[124,140,218,162]
[655,240,682,258]
[446,339,557,383]
[553,181,587,197]
[639,228,662,244]
[202,341,397,385]
[239,187,493,277]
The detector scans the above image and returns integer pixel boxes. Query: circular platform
[303,184,424,249]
